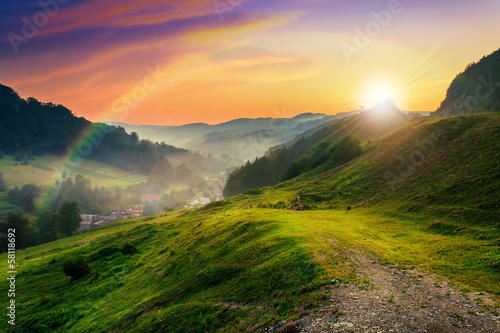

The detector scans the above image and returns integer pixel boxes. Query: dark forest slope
[436,48,500,116]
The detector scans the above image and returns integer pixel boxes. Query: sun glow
[366,86,395,108]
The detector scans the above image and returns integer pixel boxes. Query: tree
[130,131,139,145]
[0,214,35,250]
[75,174,84,183]
[57,201,81,236]
[142,202,156,217]
[62,170,68,179]
[0,173,5,192]
[8,184,41,214]
[333,135,363,164]
[35,212,57,244]
[115,187,122,200]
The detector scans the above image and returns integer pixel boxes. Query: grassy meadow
[0,114,498,332]
[0,154,148,189]
[0,199,498,332]
[0,154,148,219]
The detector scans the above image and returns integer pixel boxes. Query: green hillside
[224,101,408,196]
[1,113,498,332]
[287,113,500,223]
[436,48,500,116]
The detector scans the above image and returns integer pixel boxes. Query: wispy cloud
[1,0,500,125]
[31,0,249,37]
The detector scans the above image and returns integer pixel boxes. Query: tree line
[0,83,191,177]
[437,48,500,113]
[224,135,363,197]
[0,201,81,251]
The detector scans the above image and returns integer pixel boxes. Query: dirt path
[294,250,500,333]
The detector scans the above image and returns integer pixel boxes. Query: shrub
[121,244,138,255]
[243,188,263,196]
[62,259,91,282]
[274,201,286,209]
[90,247,122,261]
[198,200,230,212]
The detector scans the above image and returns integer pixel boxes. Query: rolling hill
[224,100,409,196]
[0,84,229,217]
[1,112,498,332]
[105,112,341,165]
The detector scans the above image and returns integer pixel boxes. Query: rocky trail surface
[275,249,500,333]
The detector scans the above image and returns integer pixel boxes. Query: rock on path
[295,250,500,333]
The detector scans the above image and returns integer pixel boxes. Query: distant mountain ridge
[0,83,231,211]
[108,112,329,128]
[105,113,337,164]
[435,48,500,116]
[223,101,409,196]
[0,83,228,178]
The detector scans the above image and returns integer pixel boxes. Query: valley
[0,111,498,332]
[0,4,499,329]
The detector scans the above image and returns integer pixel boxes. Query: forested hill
[224,101,408,196]
[435,48,500,116]
[0,84,187,175]
[0,85,88,154]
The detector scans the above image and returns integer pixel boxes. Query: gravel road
[294,250,500,332]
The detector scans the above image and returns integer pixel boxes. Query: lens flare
[367,86,394,108]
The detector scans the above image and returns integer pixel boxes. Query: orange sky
[1,0,500,125]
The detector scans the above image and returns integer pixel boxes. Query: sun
[366,86,394,108]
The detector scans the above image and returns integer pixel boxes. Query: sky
[1,0,499,125]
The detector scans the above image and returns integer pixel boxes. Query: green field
[0,192,24,219]
[0,201,498,332]
[0,155,148,189]
[0,154,149,219]
[0,114,498,332]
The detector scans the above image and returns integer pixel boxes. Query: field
[0,155,148,189]
[0,199,498,332]
[0,114,498,332]
[0,154,148,219]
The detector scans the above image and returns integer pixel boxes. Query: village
[80,205,144,231]
[79,178,226,231]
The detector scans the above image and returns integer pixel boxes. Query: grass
[0,208,328,332]
[0,192,25,220]
[0,155,147,189]
[0,154,148,218]
[0,114,498,332]
[1,201,498,332]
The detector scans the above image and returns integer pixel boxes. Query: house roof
[142,194,158,202]
[94,220,110,227]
